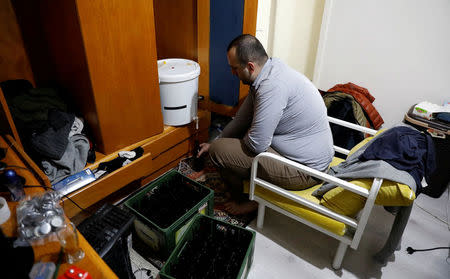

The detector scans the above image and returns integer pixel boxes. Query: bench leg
[332,242,348,269]
[257,203,265,229]
[373,204,413,264]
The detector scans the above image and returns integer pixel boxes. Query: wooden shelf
[63,110,210,218]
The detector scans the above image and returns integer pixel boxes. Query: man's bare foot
[224,200,258,215]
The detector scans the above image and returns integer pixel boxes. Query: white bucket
[157,58,201,126]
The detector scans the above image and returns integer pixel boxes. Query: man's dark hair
[227,34,268,66]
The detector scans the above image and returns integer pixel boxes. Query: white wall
[256,0,450,128]
[255,0,272,52]
[256,0,325,79]
[314,0,450,127]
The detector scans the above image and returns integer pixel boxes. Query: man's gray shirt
[221,58,334,171]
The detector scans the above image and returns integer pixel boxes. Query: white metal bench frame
[249,116,381,269]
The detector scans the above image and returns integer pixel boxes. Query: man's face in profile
[227,48,253,85]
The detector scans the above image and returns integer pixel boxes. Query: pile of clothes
[35,110,90,184]
[313,124,436,197]
[320,82,384,156]
[0,80,93,184]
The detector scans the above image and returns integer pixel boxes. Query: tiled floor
[247,187,450,279]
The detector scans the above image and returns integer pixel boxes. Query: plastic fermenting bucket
[157,59,201,126]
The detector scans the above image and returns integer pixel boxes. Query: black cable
[0,141,17,160]
[25,185,88,213]
[407,246,450,254]
[2,142,13,155]
[1,143,91,213]
[23,185,91,213]
[1,161,91,213]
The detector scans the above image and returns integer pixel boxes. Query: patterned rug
[177,156,256,227]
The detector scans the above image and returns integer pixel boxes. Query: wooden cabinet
[2,0,259,147]
[12,0,164,154]
[0,0,257,217]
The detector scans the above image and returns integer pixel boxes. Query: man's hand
[197,143,210,157]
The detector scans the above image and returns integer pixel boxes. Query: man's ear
[247,61,256,73]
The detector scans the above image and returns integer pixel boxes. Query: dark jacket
[322,93,365,156]
[359,126,436,194]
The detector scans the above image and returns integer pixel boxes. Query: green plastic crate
[124,169,214,258]
[160,214,256,279]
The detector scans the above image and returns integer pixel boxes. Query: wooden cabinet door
[12,0,164,154]
[75,0,163,153]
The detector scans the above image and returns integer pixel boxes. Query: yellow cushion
[320,179,415,216]
[243,157,347,236]
[245,183,347,236]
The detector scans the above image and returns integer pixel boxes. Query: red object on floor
[58,266,92,279]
